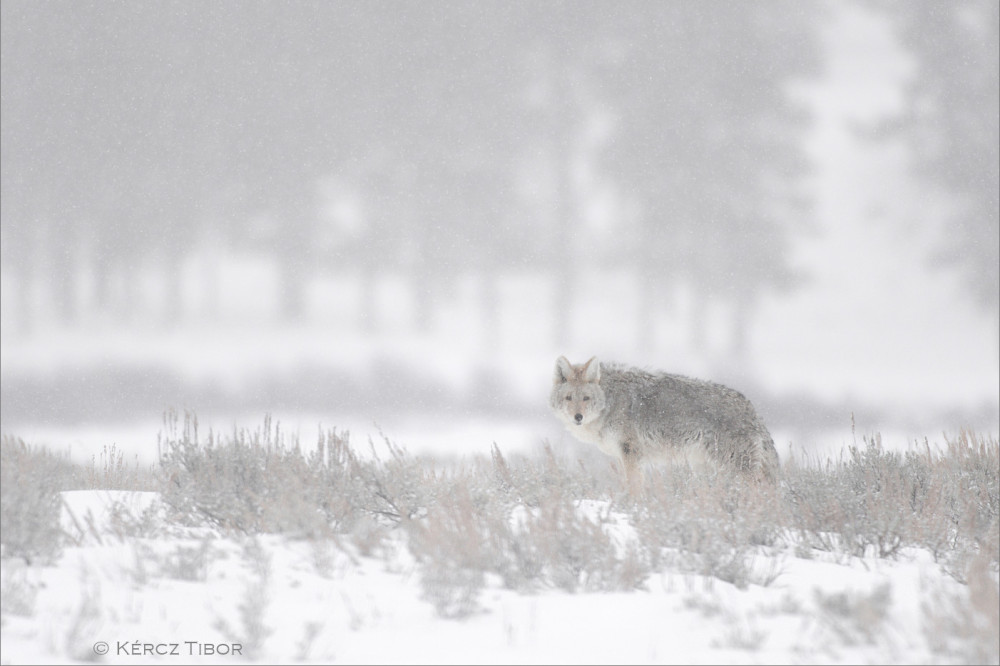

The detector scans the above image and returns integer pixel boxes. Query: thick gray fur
[550,356,779,486]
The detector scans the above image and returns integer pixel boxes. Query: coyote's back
[550,356,779,488]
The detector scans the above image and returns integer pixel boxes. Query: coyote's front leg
[621,441,641,497]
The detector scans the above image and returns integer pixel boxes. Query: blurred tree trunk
[482,272,501,352]
[359,265,377,334]
[275,208,313,323]
[596,4,819,366]
[730,288,755,363]
[7,266,33,335]
[161,254,183,327]
[550,65,575,350]
[92,253,112,317]
[689,287,708,355]
[48,223,77,325]
[412,273,433,333]
[887,0,999,320]
[635,271,654,355]
[278,256,307,323]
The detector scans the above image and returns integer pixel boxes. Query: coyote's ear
[582,356,600,383]
[554,356,573,384]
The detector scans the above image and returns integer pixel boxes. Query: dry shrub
[634,465,783,589]
[85,443,158,491]
[783,431,999,574]
[215,537,273,659]
[784,436,915,558]
[489,442,611,507]
[346,435,441,526]
[507,491,639,592]
[0,436,80,563]
[813,582,893,646]
[157,538,215,581]
[16,411,995,631]
[157,411,436,536]
[158,412,331,534]
[407,486,494,618]
[406,446,649,617]
[0,560,38,617]
[923,553,1000,665]
[930,430,1000,575]
[489,445,649,592]
[401,429,997,616]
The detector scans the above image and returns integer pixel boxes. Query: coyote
[550,356,779,491]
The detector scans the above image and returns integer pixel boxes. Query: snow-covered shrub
[157,412,360,535]
[490,444,652,592]
[932,430,1000,574]
[813,582,893,647]
[782,431,999,573]
[923,553,1000,665]
[783,438,912,559]
[489,442,609,508]
[345,435,441,526]
[157,411,439,537]
[406,445,649,616]
[407,486,491,618]
[84,443,157,491]
[215,537,273,659]
[156,538,215,581]
[634,466,782,589]
[0,560,38,618]
[0,436,80,564]
[508,492,642,592]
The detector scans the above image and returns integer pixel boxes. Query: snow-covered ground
[1,488,995,665]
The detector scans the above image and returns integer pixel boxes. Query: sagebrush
[2,414,997,637]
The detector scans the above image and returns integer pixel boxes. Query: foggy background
[2,0,997,463]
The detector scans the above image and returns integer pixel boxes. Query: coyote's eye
[565,395,572,401]
[582,396,590,401]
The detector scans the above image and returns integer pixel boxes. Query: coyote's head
[550,356,606,428]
